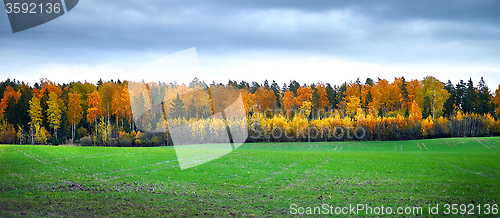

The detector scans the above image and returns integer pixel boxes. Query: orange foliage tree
[87,90,102,139]
[0,86,21,122]
[315,83,329,110]
[297,86,312,103]
[282,90,299,117]
[112,84,132,127]
[494,85,500,116]
[254,87,276,112]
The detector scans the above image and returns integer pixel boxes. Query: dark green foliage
[455,80,466,111]
[250,82,260,94]
[364,90,373,109]
[365,78,374,86]
[77,127,87,137]
[51,135,60,146]
[133,93,146,117]
[0,79,20,100]
[422,96,432,119]
[325,83,336,109]
[238,81,249,90]
[476,77,493,115]
[288,80,300,96]
[311,84,319,110]
[337,82,347,105]
[400,77,409,110]
[270,80,281,108]
[463,78,476,113]
[40,89,50,130]
[263,80,270,90]
[187,98,197,119]
[169,94,185,119]
[443,80,456,117]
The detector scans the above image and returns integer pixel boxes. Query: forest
[1,76,500,146]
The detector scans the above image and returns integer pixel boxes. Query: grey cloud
[1,0,499,72]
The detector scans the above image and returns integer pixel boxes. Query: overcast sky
[1,0,499,89]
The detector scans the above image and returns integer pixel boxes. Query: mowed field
[1,137,499,217]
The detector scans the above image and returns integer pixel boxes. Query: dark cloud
[1,0,499,79]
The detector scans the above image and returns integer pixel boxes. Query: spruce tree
[170,94,185,119]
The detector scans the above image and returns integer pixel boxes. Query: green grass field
[1,137,499,217]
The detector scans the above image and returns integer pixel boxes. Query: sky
[1,0,499,89]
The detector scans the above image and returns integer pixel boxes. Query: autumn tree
[346,95,361,117]
[494,85,500,117]
[298,101,312,119]
[28,95,43,144]
[69,81,97,125]
[254,86,276,112]
[187,98,197,119]
[360,84,372,109]
[421,116,434,138]
[407,79,422,104]
[297,86,312,103]
[240,88,256,115]
[393,77,408,111]
[67,91,82,142]
[98,82,117,129]
[463,78,476,114]
[370,79,398,115]
[47,92,63,140]
[87,90,103,141]
[315,83,329,111]
[270,80,281,108]
[344,81,362,102]
[417,76,450,119]
[282,90,299,117]
[325,83,337,110]
[34,122,47,144]
[409,100,422,121]
[0,86,21,122]
[112,83,132,128]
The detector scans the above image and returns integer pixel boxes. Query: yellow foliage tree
[417,76,450,119]
[346,95,361,117]
[421,116,434,138]
[47,92,63,139]
[409,100,422,121]
[34,123,47,144]
[28,95,43,144]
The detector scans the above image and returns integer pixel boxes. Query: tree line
[0,76,499,146]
